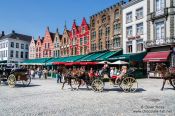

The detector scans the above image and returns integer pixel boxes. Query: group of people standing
[29,68,62,83]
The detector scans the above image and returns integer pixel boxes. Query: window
[80,38,83,45]
[99,40,103,51]
[16,51,19,58]
[21,44,24,49]
[55,37,58,42]
[113,38,120,48]
[57,42,59,48]
[80,47,83,55]
[126,12,132,23]
[106,39,110,50]
[155,21,165,40]
[48,43,50,48]
[98,28,103,39]
[84,37,88,44]
[126,26,133,37]
[114,23,120,35]
[16,43,19,48]
[105,26,110,37]
[25,44,28,50]
[102,15,106,23]
[126,41,132,53]
[136,39,144,52]
[45,43,47,49]
[54,43,57,48]
[115,10,120,19]
[21,52,23,58]
[91,43,96,52]
[136,23,143,35]
[155,0,165,15]
[136,7,143,20]
[10,50,13,57]
[82,27,85,34]
[25,52,28,58]
[84,46,87,54]
[11,42,14,48]
[64,38,66,44]
[74,47,76,55]
[91,31,96,40]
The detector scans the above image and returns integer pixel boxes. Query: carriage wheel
[172,79,175,89]
[120,77,138,93]
[8,74,16,88]
[22,75,31,87]
[91,79,104,92]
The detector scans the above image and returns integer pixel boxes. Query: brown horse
[155,63,175,91]
[60,66,76,90]
[76,69,92,90]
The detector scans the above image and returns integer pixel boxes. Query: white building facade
[0,31,32,65]
[143,0,175,77]
[122,0,147,54]
[29,38,36,59]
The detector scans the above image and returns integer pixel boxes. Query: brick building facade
[90,1,125,52]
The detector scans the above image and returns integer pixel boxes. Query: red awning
[79,62,98,65]
[143,51,171,62]
[52,62,65,65]
[65,62,80,66]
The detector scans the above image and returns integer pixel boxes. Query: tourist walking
[30,68,35,79]
[43,68,48,79]
[38,68,42,79]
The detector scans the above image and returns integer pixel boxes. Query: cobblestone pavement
[0,78,175,116]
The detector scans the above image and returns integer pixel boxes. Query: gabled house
[78,18,90,55]
[29,37,36,59]
[42,27,55,58]
[53,28,62,57]
[60,25,71,57]
[35,36,43,59]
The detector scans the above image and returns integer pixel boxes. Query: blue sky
[0,0,125,38]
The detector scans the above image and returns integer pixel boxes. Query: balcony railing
[149,8,168,21]
[145,37,175,48]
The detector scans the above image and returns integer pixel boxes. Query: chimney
[12,30,15,33]
[1,31,5,36]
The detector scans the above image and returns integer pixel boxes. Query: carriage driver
[103,62,110,78]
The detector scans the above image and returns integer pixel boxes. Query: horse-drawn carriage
[61,66,138,93]
[0,67,31,88]
[91,68,138,93]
